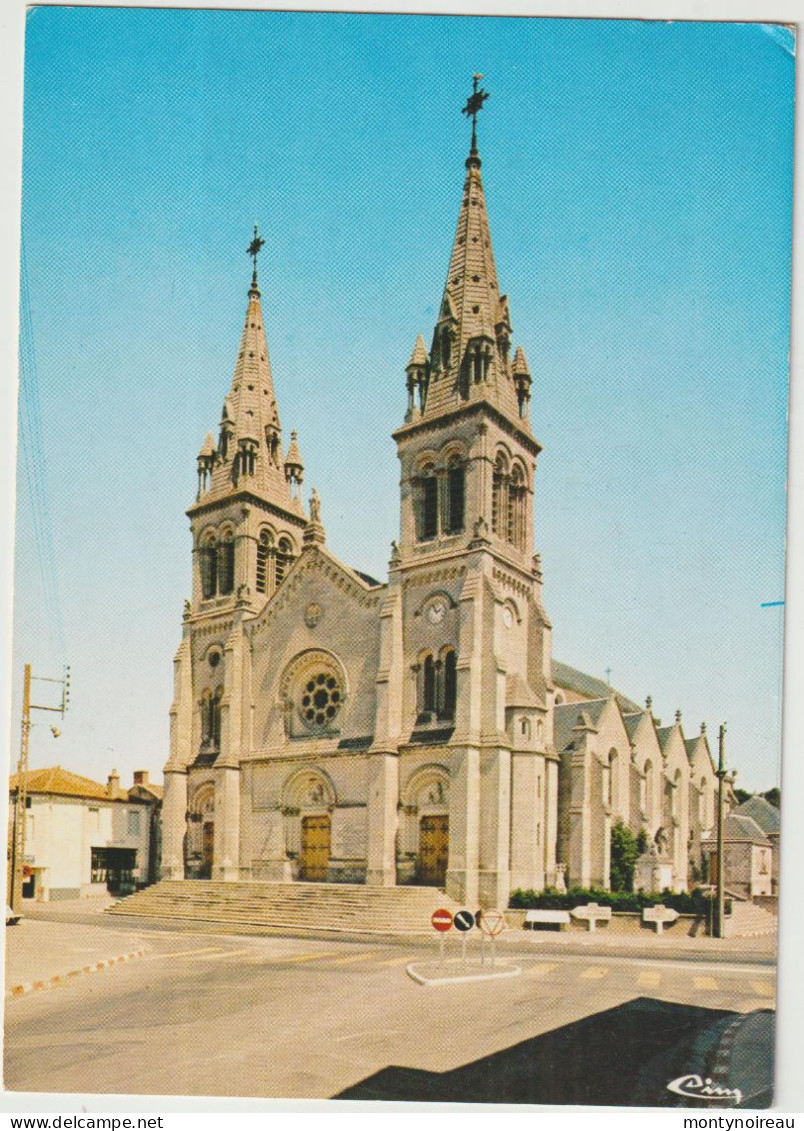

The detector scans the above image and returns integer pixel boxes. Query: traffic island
[406,958,521,986]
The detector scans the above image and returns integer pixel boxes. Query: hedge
[508,886,725,915]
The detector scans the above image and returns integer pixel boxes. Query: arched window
[445,458,465,535]
[422,655,437,714]
[211,687,223,748]
[440,649,457,720]
[416,466,438,542]
[218,532,235,595]
[200,534,218,599]
[508,465,527,549]
[491,455,507,536]
[256,530,273,594]
[275,537,294,586]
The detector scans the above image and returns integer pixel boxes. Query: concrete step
[107,880,464,937]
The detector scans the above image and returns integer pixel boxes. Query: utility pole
[9,663,70,912]
[715,722,727,939]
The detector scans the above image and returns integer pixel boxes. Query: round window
[299,672,342,728]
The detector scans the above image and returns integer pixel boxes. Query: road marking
[323,951,377,966]
[637,970,661,988]
[197,948,255,961]
[693,975,719,991]
[373,954,417,967]
[580,967,609,980]
[274,951,333,965]
[750,981,775,997]
[525,963,558,977]
[146,947,224,960]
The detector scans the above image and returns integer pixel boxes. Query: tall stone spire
[417,77,524,425]
[197,227,301,513]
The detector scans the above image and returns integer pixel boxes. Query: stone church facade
[161,122,720,908]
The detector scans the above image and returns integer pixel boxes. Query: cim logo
[666,1075,743,1106]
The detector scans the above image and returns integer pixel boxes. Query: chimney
[107,769,120,798]
[133,770,149,787]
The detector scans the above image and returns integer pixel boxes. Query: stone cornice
[393,400,541,459]
[248,549,384,639]
[187,490,307,528]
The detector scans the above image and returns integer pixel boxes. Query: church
[161,83,720,909]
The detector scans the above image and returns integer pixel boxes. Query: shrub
[509,885,714,915]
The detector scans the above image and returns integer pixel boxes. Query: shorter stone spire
[512,346,532,419]
[284,430,304,501]
[405,334,429,419]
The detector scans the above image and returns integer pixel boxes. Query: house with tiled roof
[732,794,780,893]
[701,812,773,899]
[8,766,160,901]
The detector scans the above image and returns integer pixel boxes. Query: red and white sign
[477,908,506,937]
[431,908,454,932]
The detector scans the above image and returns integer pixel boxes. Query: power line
[17,235,66,663]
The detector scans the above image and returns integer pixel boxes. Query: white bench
[524,909,570,931]
[570,902,613,932]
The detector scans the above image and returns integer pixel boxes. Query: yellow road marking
[750,981,775,997]
[693,975,718,991]
[274,951,333,965]
[637,970,661,988]
[324,951,377,966]
[147,947,224,960]
[526,963,559,977]
[580,967,609,980]
[199,948,255,961]
[373,954,417,967]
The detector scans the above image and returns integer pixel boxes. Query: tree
[761,787,780,809]
[610,820,640,892]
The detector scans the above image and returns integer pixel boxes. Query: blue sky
[12,9,793,791]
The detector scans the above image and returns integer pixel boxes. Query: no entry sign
[431,908,454,932]
[453,909,475,932]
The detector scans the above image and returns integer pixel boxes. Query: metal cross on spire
[247,224,265,289]
[462,73,490,154]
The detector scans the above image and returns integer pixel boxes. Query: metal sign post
[454,909,474,970]
[431,908,453,971]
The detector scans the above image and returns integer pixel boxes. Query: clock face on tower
[427,600,447,625]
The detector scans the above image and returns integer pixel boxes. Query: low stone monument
[570,902,613,932]
[642,903,679,934]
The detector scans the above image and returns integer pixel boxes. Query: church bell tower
[390,77,558,906]
[161,230,309,881]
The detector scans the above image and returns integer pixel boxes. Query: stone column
[446,745,480,906]
[366,753,399,886]
[214,766,241,881]
[161,769,187,880]
[510,752,545,892]
[478,746,511,907]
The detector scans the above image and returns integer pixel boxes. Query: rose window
[300,672,342,728]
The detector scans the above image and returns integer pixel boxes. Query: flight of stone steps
[107,880,464,938]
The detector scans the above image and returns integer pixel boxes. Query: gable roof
[733,795,780,836]
[656,724,676,752]
[8,766,128,802]
[552,660,641,714]
[553,698,610,754]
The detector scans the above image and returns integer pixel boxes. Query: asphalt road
[4,924,776,1104]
